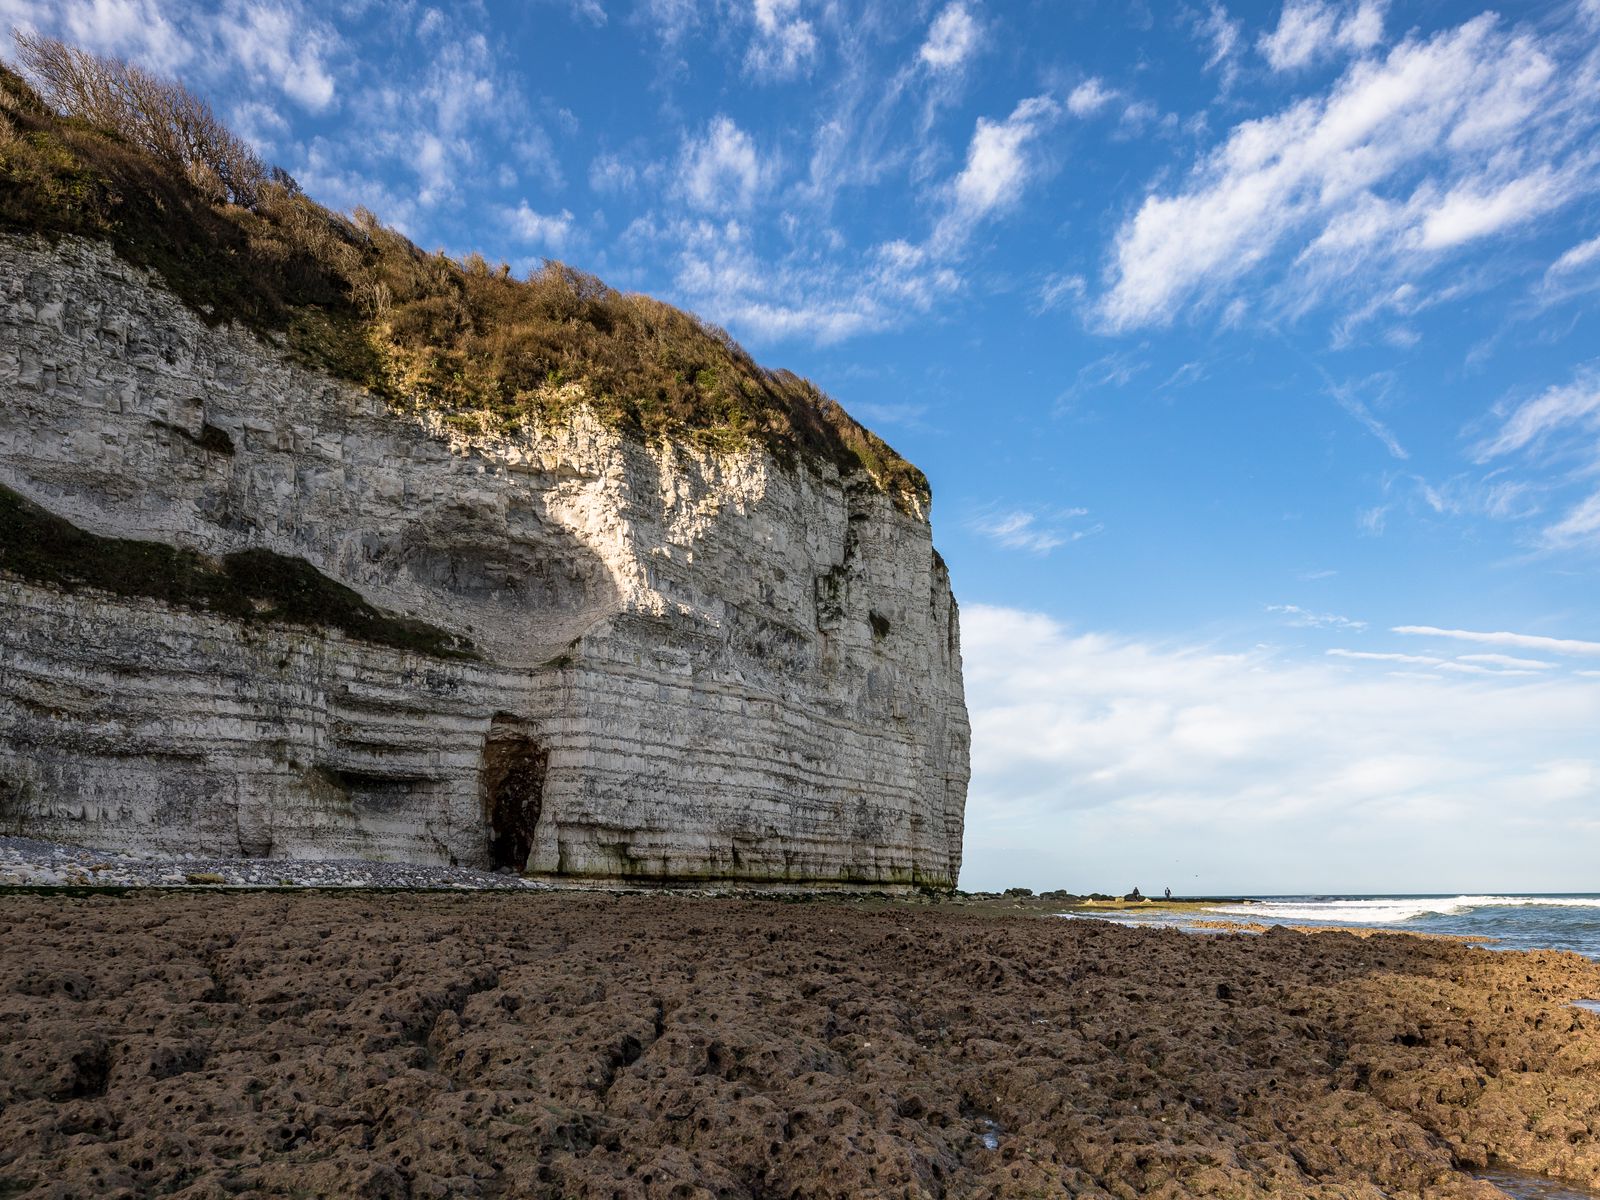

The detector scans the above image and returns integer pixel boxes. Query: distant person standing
[1165,887,1172,900]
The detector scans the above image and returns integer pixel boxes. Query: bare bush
[11,31,265,205]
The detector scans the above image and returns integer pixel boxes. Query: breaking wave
[1206,896,1600,924]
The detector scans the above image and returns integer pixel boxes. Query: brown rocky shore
[3,892,1600,1199]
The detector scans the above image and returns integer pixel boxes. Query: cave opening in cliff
[483,719,548,872]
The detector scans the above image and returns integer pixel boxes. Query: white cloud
[1548,234,1600,276]
[968,507,1096,555]
[1325,649,1538,676]
[588,152,637,193]
[293,17,547,211]
[635,0,698,46]
[656,217,959,344]
[1471,364,1600,549]
[1197,1,1242,81]
[1418,167,1578,250]
[216,0,338,111]
[1543,492,1600,547]
[505,203,575,250]
[961,604,1600,892]
[1035,272,1087,314]
[1457,653,1557,670]
[1098,13,1599,331]
[935,94,1058,249]
[845,400,928,430]
[1327,648,1438,665]
[681,116,772,212]
[1477,366,1600,460]
[671,80,1067,344]
[1267,603,1366,631]
[1,0,194,73]
[1259,0,1386,72]
[919,3,980,72]
[230,98,289,153]
[1066,78,1115,118]
[745,0,816,81]
[1329,379,1408,458]
[1393,625,1600,657]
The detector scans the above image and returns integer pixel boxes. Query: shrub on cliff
[0,37,928,510]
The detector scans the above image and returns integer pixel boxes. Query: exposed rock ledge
[0,233,970,886]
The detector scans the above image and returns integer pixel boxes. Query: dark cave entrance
[482,718,548,873]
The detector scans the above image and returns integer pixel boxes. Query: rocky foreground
[3,894,1600,1199]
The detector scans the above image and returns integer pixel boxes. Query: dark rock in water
[1478,1170,1600,1199]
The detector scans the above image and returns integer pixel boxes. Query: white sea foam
[1204,896,1600,924]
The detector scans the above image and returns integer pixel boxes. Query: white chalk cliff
[0,233,970,886]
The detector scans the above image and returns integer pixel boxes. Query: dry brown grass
[0,40,928,509]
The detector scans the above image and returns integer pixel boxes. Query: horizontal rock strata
[0,233,969,884]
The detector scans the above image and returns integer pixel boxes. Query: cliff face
[0,234,970,886]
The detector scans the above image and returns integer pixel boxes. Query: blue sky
[10,0,1600,893]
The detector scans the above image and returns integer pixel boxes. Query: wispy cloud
[1268,603,1366,631]
[1034,272,1087,315]
[652,215,960,343]
[5,0,195,74]
[918,2,981,72]
[1458,653,1557,670]
[1328,377,1408,459]
[587,152,638,193]
[1326,648,1539,675]
[680,116,774,212]
[969,506,1098,554]
[933,94,1059,250]
[1394,625,1600,657]
[1098,13,1600,332]
[1549,234,1600,277]
[1538,232,1600,307]
[216,0,339,112]
[963,604,1600,891]
[845,400,930,431]
[1066,78,1115,117]
[1473,364,1600,548]
[562,0,607,27]
[1258,0,1386,73]
[745,0,817,81]
[4,0,341,105]
[1195,1,1243,92]
[1543,493,1600,547]
[505,203,575,251]
[652,71,1063,343]
[1055,350,1148,412]
[1476,366,1600,460]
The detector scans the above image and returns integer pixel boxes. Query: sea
[1063,894,1600,959]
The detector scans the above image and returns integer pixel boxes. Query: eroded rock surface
[2,894,1600,1199]
[0,233,969,884]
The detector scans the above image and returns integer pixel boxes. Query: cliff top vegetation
[0,35,928,510]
